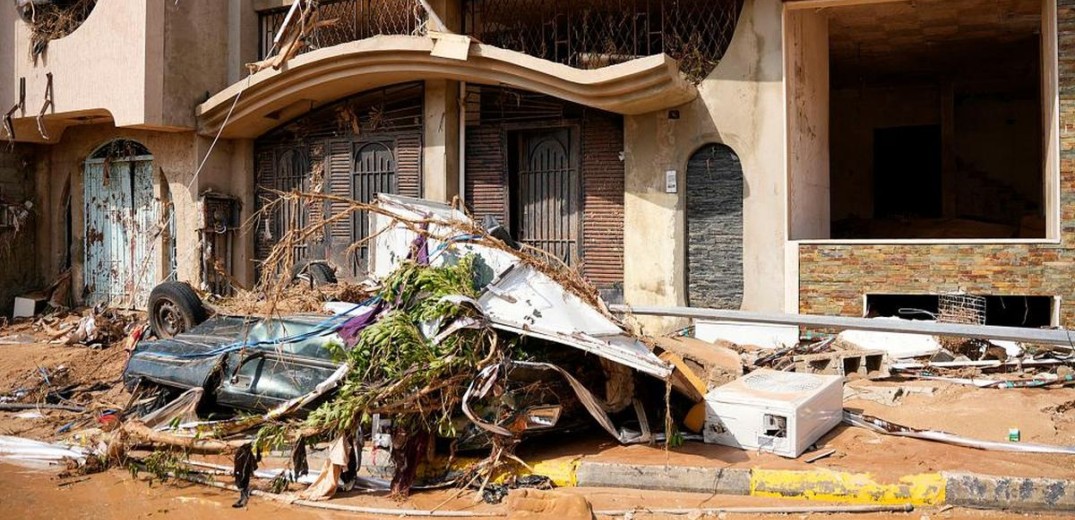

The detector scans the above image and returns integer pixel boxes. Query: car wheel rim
[156,301,184,336]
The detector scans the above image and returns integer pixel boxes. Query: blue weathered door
[84,156,159,308]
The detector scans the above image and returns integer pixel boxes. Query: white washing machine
[703,369,844,458]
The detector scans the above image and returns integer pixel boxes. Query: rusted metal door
[351,140,397,274]
[515,128,580,264]
[84,155,159,308]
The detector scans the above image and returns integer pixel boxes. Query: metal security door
[84,157,159,308]
[351,141,397,275]
[516,128,579,264]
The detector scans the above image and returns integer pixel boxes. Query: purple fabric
[413,223,430,266]
[337,300,384,346]
[339,222,429,346]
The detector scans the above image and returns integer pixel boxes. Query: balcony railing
[464,0,743,82]
[256,0,744,82]
[257,0,425,59]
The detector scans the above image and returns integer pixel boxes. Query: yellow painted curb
[751,469,946,506]
[419,456,580,488]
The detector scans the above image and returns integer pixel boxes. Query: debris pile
[17,306,141,349]
[102,194,674,506]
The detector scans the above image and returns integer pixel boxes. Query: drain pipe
[458,81,466,204]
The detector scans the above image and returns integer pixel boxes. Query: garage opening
[788,0,1054,240]
[865,294,1054,328]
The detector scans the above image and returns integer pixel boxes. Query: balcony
[255,0,745,82]
[0,0,229,144]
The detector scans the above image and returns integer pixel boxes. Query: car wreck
[122,194,674,499]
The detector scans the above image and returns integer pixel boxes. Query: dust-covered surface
[3,463,1072,520]
[0,340,130,440]
[570,378,1075,481]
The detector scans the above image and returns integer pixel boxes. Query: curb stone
[369,453,1075,511]
[574,461,750,494]
[944,472,1075,511]
[570,461,1075,511]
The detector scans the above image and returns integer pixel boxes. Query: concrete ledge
[574,461,750,495]
[944,472,1075,511]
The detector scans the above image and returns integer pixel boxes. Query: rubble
[116,194,674,501]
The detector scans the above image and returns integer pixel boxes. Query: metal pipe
[610,304,1075,346]
[459,81,466,204]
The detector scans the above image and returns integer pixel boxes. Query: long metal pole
[610,304,1075,346]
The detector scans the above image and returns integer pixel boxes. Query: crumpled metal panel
[84,157,159,309]
[369,194,672,379]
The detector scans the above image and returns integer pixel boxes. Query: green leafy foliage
[305,255,498,438]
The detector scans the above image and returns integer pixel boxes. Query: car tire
[294,261,338,286]
[148,281,208,339]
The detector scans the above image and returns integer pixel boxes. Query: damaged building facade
[0,0,1070,330]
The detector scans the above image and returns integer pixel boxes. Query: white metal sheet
[370,194,671,378]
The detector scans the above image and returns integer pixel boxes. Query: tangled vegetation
[17,0,98,60]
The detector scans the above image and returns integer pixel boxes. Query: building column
[422,79,461,203]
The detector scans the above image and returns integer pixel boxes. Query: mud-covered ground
[3,320,1075,518]
[5,463,1074,520]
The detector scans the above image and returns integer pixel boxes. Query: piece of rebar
[0,403,86,412]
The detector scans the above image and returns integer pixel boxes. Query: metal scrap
[844,411,1075,454]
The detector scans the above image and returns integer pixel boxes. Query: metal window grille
[274,149,311,263]
[258,0,426,59]
[463,0,745,82]
[351,141,397,275]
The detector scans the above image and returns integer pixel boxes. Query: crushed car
[123,195,673,455]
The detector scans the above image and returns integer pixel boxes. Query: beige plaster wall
[423,79,460,202]
[785,9,830,240]
[3,1,234,142]
[35,126,203,306]
[228,0,260,85]
[0,5,13,118]
[623,0,787,333]
[164,0,231,129]
[190,136,257,288]
[7,1,159,134]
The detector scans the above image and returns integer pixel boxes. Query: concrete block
[944,472,1075,511]
[13,295,46,318]
[575,461,750,494]
[794,350,889,379]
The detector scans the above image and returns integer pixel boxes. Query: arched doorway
[83,139,160,308]
[351,140,397,274]
[686,143,743,308]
